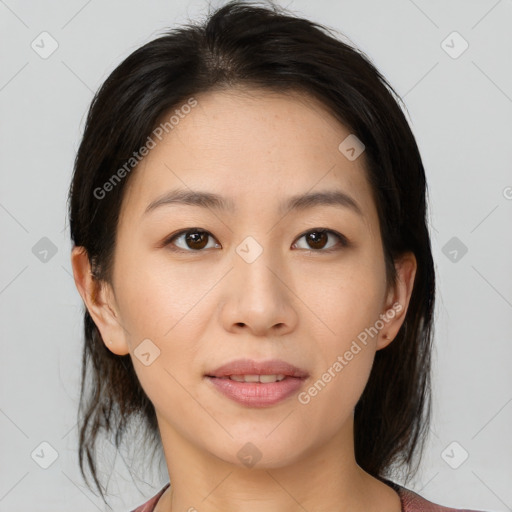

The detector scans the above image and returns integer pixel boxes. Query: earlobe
[70,246,130,356]
[377,251,417,350]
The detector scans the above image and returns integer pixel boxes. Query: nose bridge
[233,233,283,301]
[220,233,296,334]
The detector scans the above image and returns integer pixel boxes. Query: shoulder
[129,483,170,512]
[393,482,489,512]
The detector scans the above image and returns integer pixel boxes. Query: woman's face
[76,88,415,470]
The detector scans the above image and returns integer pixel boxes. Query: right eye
[163,228,221,252]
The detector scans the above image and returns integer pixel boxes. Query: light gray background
[1,0,511,511]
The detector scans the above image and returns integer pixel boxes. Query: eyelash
[162,228,350,254]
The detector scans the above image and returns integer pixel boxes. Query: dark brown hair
[68,0,435,505]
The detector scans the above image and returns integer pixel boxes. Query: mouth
[205,359,309,407]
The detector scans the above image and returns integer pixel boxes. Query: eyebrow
[144,188,363,217]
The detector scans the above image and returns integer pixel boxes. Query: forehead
[119,88,378,234]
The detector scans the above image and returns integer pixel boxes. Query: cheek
[114,252,217,341]
[296,276,381,433]
[118,263,209,413]
[114,253,217,391]
[295,254,386,347]
[295,345,375,446]
[293,256,385,413]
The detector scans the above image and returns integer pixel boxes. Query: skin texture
[72,88,416,512]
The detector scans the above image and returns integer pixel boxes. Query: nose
[219,244,299,337]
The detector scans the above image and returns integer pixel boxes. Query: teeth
[228,374,286,383]
[259,374,286,383]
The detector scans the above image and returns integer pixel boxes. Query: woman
[68,1,486,511]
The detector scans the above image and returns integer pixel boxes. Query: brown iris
[185,230,209,250]
[305,231,328,250]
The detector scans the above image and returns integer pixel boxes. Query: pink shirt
[130,481,486,512]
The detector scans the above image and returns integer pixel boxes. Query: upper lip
[206,358,309,379]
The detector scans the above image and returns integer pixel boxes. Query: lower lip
[206,376,306,407]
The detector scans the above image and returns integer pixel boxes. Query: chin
[207,435,307,470]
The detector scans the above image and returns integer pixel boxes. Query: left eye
[292,229,348,251]
[167,229,220,251]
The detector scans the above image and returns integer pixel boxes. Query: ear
[70,246,130,356]
[377,251,417,350]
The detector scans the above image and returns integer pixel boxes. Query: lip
[205,358,309,408]
[206,358,309,379]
